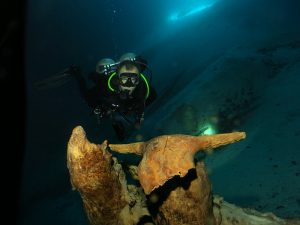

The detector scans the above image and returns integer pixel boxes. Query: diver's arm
[71,67,86,93]
[69,65,96,108]
[89,75,118,113]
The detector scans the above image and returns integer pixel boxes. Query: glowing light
[202,123,216,135]
[168,2,216,22]
[196,122,217,136]
[185,3,214,17]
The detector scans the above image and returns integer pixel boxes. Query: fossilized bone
[67,126,151,225]
[67,126,300,225]
[109,132,246,194]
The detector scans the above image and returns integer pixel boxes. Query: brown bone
[67,126,151,225]
[109,132,246,194]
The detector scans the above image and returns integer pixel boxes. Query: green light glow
[196,122,217,136]
[203,123,216,135]
[108,72,117,92]
[140,73,149,99]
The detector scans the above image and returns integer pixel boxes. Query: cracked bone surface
[148,161,216,225]
[109,132,246,194]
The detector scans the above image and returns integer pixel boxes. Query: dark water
[10,0,300,224]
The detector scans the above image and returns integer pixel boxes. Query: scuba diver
[66,52,157,141]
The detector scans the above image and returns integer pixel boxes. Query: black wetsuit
[74,69,157,140]
[77,70,156,116]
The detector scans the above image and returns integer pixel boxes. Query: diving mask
[119,72,140,87]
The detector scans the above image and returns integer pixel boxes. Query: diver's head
[119,52,148,72]
[96,58,116,75]
[119,52,137,63]
[117,61,140,93]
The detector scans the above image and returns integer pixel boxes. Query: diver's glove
[110,103,120,111]
[93,104,119,118]
[92,106,105,125]
[93,106,105,118]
